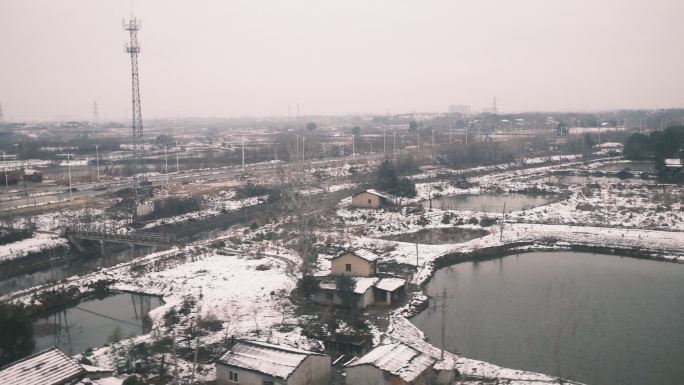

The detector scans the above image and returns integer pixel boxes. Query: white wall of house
[216,356,331,385]
[286,355,331,385]
[345,364,391,385]
[217,364,271,385]
[352,192,383,209]
[313,289,374,309]
[331,253,375,277]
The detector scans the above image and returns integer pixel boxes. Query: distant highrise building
[448,104,471,114]
[492,97,498,114]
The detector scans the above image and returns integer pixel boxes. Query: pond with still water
[33,292,163,355]
[411,251,684,385]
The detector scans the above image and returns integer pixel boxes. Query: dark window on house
[367,198,372,204]
[345,263,352,272]
[326,292,334,300]
[263,380,275,385]
[229,370,239,382]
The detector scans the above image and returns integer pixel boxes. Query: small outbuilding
[351,189,389,209]
[0,347,114,385]
[216,340,331,385]
[345,342,436,385]
[315,276,379,309]
[331,248,379,277]
[374,277,408,305]
[664,158,683,174]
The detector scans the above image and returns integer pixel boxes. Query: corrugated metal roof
[0,347,86,385]
[346,342,436,382]
[218,340,320,380]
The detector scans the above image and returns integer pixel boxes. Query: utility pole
[61,153,73,201]
[352,135,355,160]
[415,242,419,267]
[383,129,386,153]
[433,288,453,361]
[164,145,169,192]
[2,152,7,186]
[500,201,506,242]
[93,144,100,180]
[302,137,306,162]
[393,132,396,155]
[175,141,179,173]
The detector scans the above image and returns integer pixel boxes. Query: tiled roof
[218,340,321,380]
[0,347,86,385]
[346,342,436,382]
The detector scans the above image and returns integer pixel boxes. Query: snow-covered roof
[332,248,380,262]
[346,342,436,382]
[319,277,380,294]
[0,347,86,385]
[218,340,322,380]
[375,278,406,292]
[664,158,683,168]
[353,189,390,200]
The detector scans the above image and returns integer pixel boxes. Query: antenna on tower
[124,15,149,207]
[492,97,498,114]
[92,101,99,126]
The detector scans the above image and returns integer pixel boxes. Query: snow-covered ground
[3,155,682,385]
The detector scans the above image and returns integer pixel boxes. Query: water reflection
[33,292,163,355]
[411,251,684,385]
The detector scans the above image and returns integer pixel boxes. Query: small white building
[351,189,389,209]
[345,342,436,385]
[664,158,683,174]
[216,340,331,385]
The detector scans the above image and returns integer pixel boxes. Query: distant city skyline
[1,0,683,121]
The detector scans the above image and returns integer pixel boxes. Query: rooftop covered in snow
[664,158,683,168]
[333,248,381,262]
[218,340,323,380]
[319,276,380,294]
[0,347,86,385]
[346,342,436,382]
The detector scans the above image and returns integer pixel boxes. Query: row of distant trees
[623,126,684,171]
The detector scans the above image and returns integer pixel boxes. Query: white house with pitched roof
[216,340,331,385]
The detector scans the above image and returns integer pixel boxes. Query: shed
[0,347,109,385]
[664,158,683,174]
[216,340,331,385]
[345,342,436,385]
[351,189,389,209]
[374,277,408,305]
[331,248,379,277]
[315,277,379,308]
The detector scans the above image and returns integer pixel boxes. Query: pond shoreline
[398,239,683,321]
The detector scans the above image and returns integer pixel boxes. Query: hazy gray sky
[1,0,683,121]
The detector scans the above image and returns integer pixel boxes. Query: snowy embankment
[388,315,583,385]
[0,232,67,263]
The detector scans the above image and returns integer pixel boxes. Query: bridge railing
[66,227,176,244]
